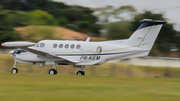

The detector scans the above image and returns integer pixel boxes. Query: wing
[21,46,53,57]
[2,41,79,63]
[2,41,36,47]
[21,47,79,63]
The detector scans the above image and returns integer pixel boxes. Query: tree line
[0,0,180,56]
[0,0,101,45]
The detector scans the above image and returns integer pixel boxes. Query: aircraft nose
[9,50,15,54]
[9,50,16,57]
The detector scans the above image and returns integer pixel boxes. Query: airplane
[1,19,167,75]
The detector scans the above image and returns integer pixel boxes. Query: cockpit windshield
[34,43,39,47]
[14,49,27,54]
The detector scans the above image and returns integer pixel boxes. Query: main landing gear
[76,66,85,76]
[48,64,57,75]
[48,65,86,76]
[11,61,18,74]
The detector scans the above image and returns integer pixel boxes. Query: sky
[54,0,180,30]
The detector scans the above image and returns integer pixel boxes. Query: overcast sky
[54,0,180,30]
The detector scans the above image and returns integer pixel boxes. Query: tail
[127,19,167,50]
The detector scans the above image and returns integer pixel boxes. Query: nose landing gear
[11,61,18,74]
[11,68,18,73]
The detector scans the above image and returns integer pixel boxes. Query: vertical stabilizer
[127,19,167,50]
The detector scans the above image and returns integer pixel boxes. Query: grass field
[1,54,180,100]
[0,73,180,101]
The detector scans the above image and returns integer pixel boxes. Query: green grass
[0,73,180,101]
[1,54,180,100]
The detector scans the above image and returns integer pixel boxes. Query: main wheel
[11,68,18,74]
[54,69,57,74]
[76,71,85,76]
[49,69,57,75]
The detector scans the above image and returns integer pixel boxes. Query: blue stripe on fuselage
[55,50,141,56]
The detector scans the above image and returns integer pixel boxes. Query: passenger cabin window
[76,44,81,49]
[65,44,69,49]
[71,44,75,49]
[53,44,57,48]
[59,44,63,48]
[40,43,45,47]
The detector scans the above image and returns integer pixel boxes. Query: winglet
[85,37,91,42]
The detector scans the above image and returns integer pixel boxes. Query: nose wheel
[11,61,18,74]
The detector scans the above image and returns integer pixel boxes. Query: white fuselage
[14,40,148,66]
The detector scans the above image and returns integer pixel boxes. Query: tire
[54,69,57,75]
[49,69,57,75]
[11,68,18,74]
[76,71,85,76]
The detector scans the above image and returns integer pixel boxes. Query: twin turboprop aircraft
[1,19,167,75]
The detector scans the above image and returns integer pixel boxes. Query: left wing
[2,41,79,63]
[2,41,36,47]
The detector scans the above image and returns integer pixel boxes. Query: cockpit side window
[40,43,45,47]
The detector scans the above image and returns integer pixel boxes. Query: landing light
[1,44,4,46]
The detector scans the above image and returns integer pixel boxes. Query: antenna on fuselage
[85,37,91,42]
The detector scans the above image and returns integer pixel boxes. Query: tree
[1,0,101,36]
[58,16,68,27]
[106,22,132,40]
[113,5,136,21]
[94,5,136,24]
[28,10,55,25]
[0,0,69,11]
[0,7,20,46]
[94,5,114,24]
[6,11,31,26]
[6,10,56,26]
